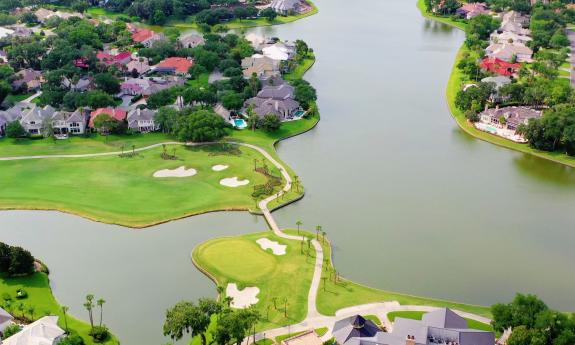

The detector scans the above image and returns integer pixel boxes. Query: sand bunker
[212,164,229,171]
[220,177,249,187]
[153,166,197,178]
[256,238,287,255]
[226,283,259,308]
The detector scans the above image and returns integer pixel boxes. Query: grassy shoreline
[0,273,119,345]
[416,0,575,168]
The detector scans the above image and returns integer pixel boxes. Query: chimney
[405,335,416,345]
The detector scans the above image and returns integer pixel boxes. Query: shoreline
[416,0,575,168]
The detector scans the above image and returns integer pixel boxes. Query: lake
[1,0,575,344]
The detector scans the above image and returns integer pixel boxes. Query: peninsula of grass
[282,230,492,319]
[0,143,287,227]
[386,311,493,332]
[417,0,575,168]
[0,273,119,345]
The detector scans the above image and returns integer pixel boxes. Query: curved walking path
[0,140,492,343]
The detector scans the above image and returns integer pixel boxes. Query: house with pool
[242,82,305,122]
[476,106,542,142]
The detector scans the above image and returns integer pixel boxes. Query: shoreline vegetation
[86,1,318,32]
[0,272,119,345]
[416,0,575,168]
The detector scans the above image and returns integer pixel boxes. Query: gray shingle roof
[333,315,381,345]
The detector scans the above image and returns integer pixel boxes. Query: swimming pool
[233,119,247,129]
[293,110,306,119]
[486,125,498,134]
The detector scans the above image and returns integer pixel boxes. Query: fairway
[192,232,316,329]
[0,144,282,227]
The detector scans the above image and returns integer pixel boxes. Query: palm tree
[97,298,105,327]
[300,237,304,254]
[27,305,35,320]
[272,297,278,310]
[84,294,95,330]
[132,145,136,155]
[306,238,312,257]
[216,285,224,302]
[253,158,258,171]
[315,225,322,240]
[321,230,327,244]
[266,304,271,320]
[322,277,327,291]
[62,306,69,333]
[246,105,258,131]
[294,176,300,192]
[17,303,25,318]
[283,298,288,318]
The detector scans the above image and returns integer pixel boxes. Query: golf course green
[0,144,283,227]
[192,232,316,330]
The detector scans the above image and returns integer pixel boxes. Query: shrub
[15,289,28,299]
[59,334,85,345]
[2,324,21,339]
[90,326,109,343]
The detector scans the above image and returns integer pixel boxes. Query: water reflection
[514,154,575,185]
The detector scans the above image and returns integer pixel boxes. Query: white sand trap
[256,238,287,255]
[226,283,259,308]
[212,164,229,171]
[153,166,197,178]
[220,177,250,187]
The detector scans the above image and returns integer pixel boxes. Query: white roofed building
[2,316,65,345]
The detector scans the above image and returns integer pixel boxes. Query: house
[262,42,296,61]
[97,51,132,67]
[241,54,281,79]
[0,307,13,335]
[155,57,193,75]
[245,33,266,49]
[479,57,520,77]
[0,27,15,39]
[455,2,488,19]
[179,34,205,48]
[281,330,323,345]
[20,105,56,135]
[89,107,127,129]
[479,106,542,131]
[333,315,381,345]
[338,309,495,345]
[120,77,185,96]
[127,107,158,132]
[490,31,532,45]
[485,43,533,63]
[481,76,511,102]
[132,28,164,47]
[2,316,65,345]
[244,82,301,119]
[12,69,43,91]
[0,50,7,64]
[52,108,89,136]
[10,26,33,38]
[126,58,151,75]
[62,75,93,92]
[270,0,303,15]
[34,8,55,22]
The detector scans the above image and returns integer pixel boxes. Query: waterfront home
[3,316,65,345]
[179,34,205,48]
[270,0,304,15]
[456,2,489,19]
[0,27,15,39]
[155,57,193,75]
[245,33,266,49]
[500,10,530,28]
[480,57,520,77]
[244,83,301,119]
[132,28,165,47]
[481,76,511,102]
[262,42,296,61]
[479,106,541,131]
[12,69,43,91]
[0,307,13,335]
[97,51,132,67]
[126,58,151,75]
[333,315,381,345]
[127,107,158,132]
[242,54,281,79]
[485,42,533,63]
[89,107,127,130]
[282,330,323,345]
[20,105,56,135]
[337,309,494,345]
[490,31,532,45]
[120,76,185,96]
[51,108,89,137]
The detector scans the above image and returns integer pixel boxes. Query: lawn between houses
[192,232,316,331]
[0,273,119,345]
[416,0,575,168]
[386,311,493,332]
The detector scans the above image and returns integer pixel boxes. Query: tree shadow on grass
[186,143,242,156]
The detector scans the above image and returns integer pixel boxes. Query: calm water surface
[1,0,575,344]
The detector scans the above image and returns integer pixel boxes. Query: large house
[20,104,56,135]
[126,58,151,75]
[97,51,132,67]
[89,107,127,130]
[479,57,520,77]
[335,309,495,345]
[12,69,43,91]
[244,83,301,120]
[51,108,89,137]
[155,57,193,75]
[3,316,65,345]
[0,27,15,40]
[241,54,281,79]
[485,42,533,63]
[127,107,158,133]
[262,41,296,61]
[490,31,532,46]
[479,106,542,131]
[179,34,205,48]
[120,77,185,96]
[456,2,489,19]
[131,28,165,47]
[270,0,305,15]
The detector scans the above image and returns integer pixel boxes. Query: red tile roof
[132,29,155,43]
[115,52,132,62]
[97,51,132,65]
[157,57,193,74]
[480,57,520,77]
[89,108,127,128]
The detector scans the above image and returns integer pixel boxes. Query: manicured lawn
[187,72,210,88]
[363,314,382,325]
[0,144,283,227]
[0,273,119,345]
[4,93,35,104]
[416,0,468,31]
[284,54,316,81]
[282,230,492,319]
[386,311,493,332]
[192,232,317,330]
[315,327,328,336]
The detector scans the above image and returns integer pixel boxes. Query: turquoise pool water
[234,119,247,128]
[294,110,305,119]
